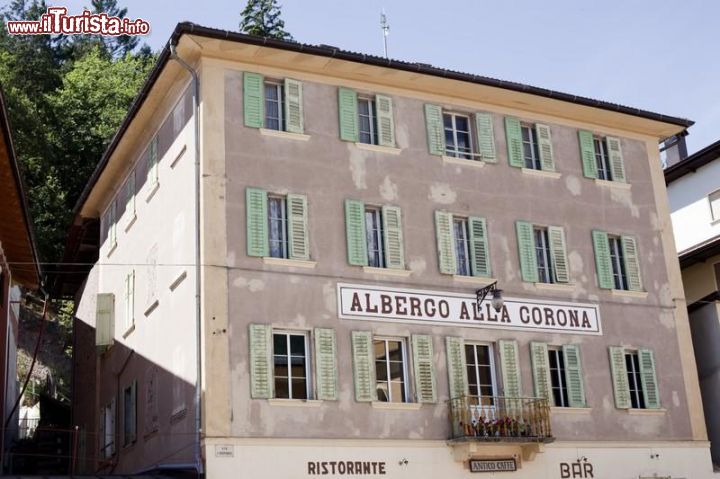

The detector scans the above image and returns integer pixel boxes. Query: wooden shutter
[351,331,376,402]
[504,117,524,167]
[530,342,551,401]
[314,328,338,401]
[516,221,539,282]
[469,217,491,277]
[338,87,358,142]
[606,137,626,182]
[246,188,269,257]
[109,203,117,248]
[499,340,521,398]
[249,324,273,399]
[284,78,304,134]
[424,104,445,156]
[445,337,468,400]
[148,136,158,186]
[592,230,614,289]
[608,346,631,409]
[382,205,405,269]
[412,335,437,403]
[344,199,368,266]
[95,293,115,347]
[535,123,555,171]
[287,194,310,260]
[474,112,496,162]
[621,235,643,291]
[435,211,457,275]
[562,345,586,407]
[244,72,264,128]
[578,130,597,178]
[638,348,660,409]
[548,226,570,283]
[376,94,396,147]
[125,270,135,328]
[125,172,136,222]
[128,380,137,443]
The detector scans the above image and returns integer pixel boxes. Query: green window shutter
[504,117,524,167]
[382,205,405,269]
[606,137,626,182]
[578,130,597,179]
[516,221,539,282]
[562,345,586,407]
[638,348,660,409]
[338,87,359,142]
[621,235,643,291]
[535,123,555,171]
[499,339,522,398]
[284,78,304,134]
[608,346,631,409]
[469,217,491,277]
[445,337,468,400]
[249,324,273,399]
[434,211,457,275]
[125,172,136,223]
[424,104,445,156]
[314,328,338,401]
[474,112,496,162]
[344,199,368,266]
[592,230,614,289]
[109,203,117,249]
[95,293,115,347]
[148,135,159,186]
[244,72,264,128]
[375,94,396,147]
[548,226,570,283]
[412,335,437,403]
[351,331,376,402]
[287,194,310,260]
[246,188,269,257]
[530,342,552,401]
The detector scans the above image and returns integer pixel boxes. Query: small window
[464,343,497,407]
[123,383,136,446]
[709,190,720,222]
[608,236,628,290]
[534,227,555,284]
[102,402,115,458]
[548,348,569,407]
[521,124,541,170]
[358,98,378,145]
[268,195,289,259]
[625,351,645,409]
[273,331,310,399]
[443,113,473,159]
[374,338,407,403]
[594,137,612,181]
[453,217,471,276]
[365,207,385,268]
[264,81,286,131]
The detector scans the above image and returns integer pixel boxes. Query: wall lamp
[476,281,504,313]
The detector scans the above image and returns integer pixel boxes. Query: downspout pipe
[169,43,203,477]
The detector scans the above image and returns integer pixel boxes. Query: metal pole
[381,11,390,58]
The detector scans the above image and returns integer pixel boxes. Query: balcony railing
[449,395,552,442]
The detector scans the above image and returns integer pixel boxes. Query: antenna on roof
[380,9,390,59]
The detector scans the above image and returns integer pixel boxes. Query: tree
[68,0,143,59]
[239,0,293,40]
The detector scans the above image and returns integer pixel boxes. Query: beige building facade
[65,23,712,478]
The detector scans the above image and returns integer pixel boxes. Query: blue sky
[55,0,719,154]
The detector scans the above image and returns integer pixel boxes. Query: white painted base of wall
[204,437,713,479]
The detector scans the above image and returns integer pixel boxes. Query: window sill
[106,242,118,258]
[371,401,422,410]
[144,299,159,317]
[354,142,401,155]
[611,289,648,299]
[551,406,592,414]
[521,168,561,179]
[362,266,412,277]
[452,275,496,285]
[169,270,188,291]
[124,214,137,232]
[534,282,574,292]
[171,145,187,168]
[594,178,630,190]
[711,218,720,226]
[259,128,310,142]
[146,181,160,203]
[625,408,666,416]
[170,406,187,424]
[262,257,317,269]
[268,398,323,408]
[442,155,485,168]
[122,323,135,339]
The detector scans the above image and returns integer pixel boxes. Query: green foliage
[239,0,293,40]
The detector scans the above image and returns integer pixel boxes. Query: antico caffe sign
[337,283,601,335]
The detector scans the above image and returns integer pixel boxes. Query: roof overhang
[665,138,720,185]
[679,234,720,269]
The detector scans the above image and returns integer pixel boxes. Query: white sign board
[337,283,601,335]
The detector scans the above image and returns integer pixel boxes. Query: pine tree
[239,0,293,40]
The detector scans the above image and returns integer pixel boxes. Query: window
[264,81,285,131]
[710,190,720,222]
[101,400,115,458]
[246,188,310,261]
[453,218,471,276]
[608,236,627,290]
[124,271,135,331]
[521,124,541,170]
[374,338,407,403]
[123,382,136,446]
[534,227,555,283]
[358,98,378,145]
[273,331,309,399]
[365,207,385,268]
[465,343,497,406]
[594,137,612,181]
[625,351,645,409]
[268,196,288,259]
[548,348,569,407]
[443,113,473,159]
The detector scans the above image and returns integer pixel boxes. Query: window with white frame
[710,189,720,222]
[548,347,569,407]
[273,331,310,399]
[534,227,555,284]
[593,137,612,181]
[268,195,288,259]
[365,207,385,268]
[358,98,379,145]
[374,338,407,403]
[443,112,473,159]
[625,351,645,409]
[465,343,497,406]
[521,124,542,170]
[453,217,471,276]
[608,236,628,290]
[264,81,286,131]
